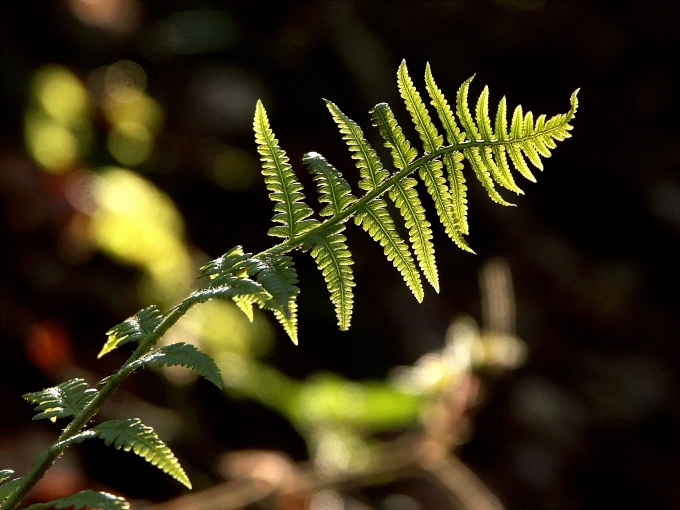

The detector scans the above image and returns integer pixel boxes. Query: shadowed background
[1,1,678,509]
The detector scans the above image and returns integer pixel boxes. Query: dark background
[1,1,679,509]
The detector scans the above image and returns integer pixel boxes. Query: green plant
[0,60,577,510]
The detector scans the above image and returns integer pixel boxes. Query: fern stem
[1,306,187,510]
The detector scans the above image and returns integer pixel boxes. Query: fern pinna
[1,61,577,510]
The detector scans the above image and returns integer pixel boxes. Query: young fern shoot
[0,60,577,510]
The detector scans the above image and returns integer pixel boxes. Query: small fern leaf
[99,306,163,358]
[370,102,439,292]
[0,470,14,484]
[192,277,271,307]
[133,342,222,389]
[477,87,524,195]
[23,378,97,422]
[199,246,256,283]
[492,96,528,188]
[303,152,356,217]
[254,100,319,240]
[424,63,469,236]
[356,200,424,302]
[22,490,130,510]
[88,418,191,489]
[250,253,300,344]
[197,245,274,320]
[399,61,474,251]
[455,76,514,206]
[303,224,355,330]
[0,476,25,504]
[397,60,443,153]
[500,100,535,182]
[325,100,389,193]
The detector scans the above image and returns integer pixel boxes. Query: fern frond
[23,379,97,422]
[398,61,474,252]
[22,490,129,510]
[131,342,222,389]
[325,99,424,302]
[370,102,439,292]
[99,306,163,358]
[247,64,576,338]
[254,100,319,240]
[71,418,191,489]
[303,224,355,330]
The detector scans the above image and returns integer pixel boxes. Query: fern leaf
[199,247,300,342]
[326,99,423,301]
[399,61,474,252]
[356,201,424,302]
[199,245,255,283]
[132,342,222,389]
[424,63,469,236]
[250,253,300,344]
[0,470,13,485]
[370,102,439,292]
[476,87,523,195]
[325,100,389,193]
[303,224,355,330]
[23,378,97,422]
[99,306,163,358]
[397,60,443,153]
[0,476,24,504]
[303,151,356,217]
[254,100,318,240]
[81,418,191,489]
[492,96,527,189]
[197,245,273,322]
[499,100,535,182]
[23,490,129,510]
[455,76,514,206]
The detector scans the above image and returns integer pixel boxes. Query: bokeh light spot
[32,65,89,122]
[107,121,153,166]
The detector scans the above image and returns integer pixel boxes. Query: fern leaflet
[303,224,355,330]
[22,491,129,510]
[23,379,97,422]
[0,476,23,504]
[67,418,191,489]
[250,253,300,344]
[254,100,318,240]
[130,342,222,389]
[304,151,356,217]
[99,306,163,358]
